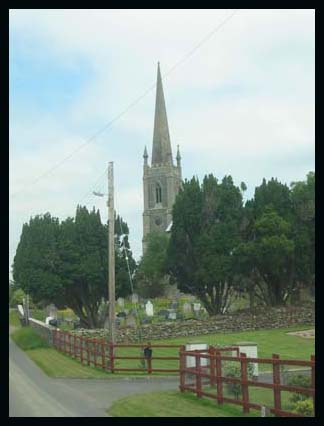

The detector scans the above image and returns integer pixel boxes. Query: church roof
[151,63,173,166]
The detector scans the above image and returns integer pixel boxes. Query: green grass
[9,310,21,328]
[108,390,259,417]
[108,324,314,373]
[107,384,304,417]
[11,327,49,350]
[12,324,314,380]
[26,348,112,378]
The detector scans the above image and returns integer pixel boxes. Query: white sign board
[17,304,24,317]
[233,343,258,377]
[185,343,209,368]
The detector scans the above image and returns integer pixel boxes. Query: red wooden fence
[179,346,315,417]
[52,329,181,374]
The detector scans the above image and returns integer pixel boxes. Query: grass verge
[11,326,49,350]
[26,348,112,378]
[9,310,21,328]
[108,390,259,417]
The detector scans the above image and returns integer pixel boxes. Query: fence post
[69,333,72,356]
[240,352,250,414]
[196,352,202,398]
[73,334,76,358]
[109,342,115,373]
[215,350,223,405]
[87,338,90,366]
[64,332,68,353]
[272,354,281,416]
[80,336,84,364]
[102,339,106,370]
[93,339,97,368]
[179,345,186,392]
[147,356,152,374]
[209,346,216,387]
[311,354,315,415]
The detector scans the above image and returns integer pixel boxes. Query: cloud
[9,9,315,276]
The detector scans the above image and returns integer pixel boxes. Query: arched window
[155,183,162,204]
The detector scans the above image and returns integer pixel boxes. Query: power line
[10,10,239,199]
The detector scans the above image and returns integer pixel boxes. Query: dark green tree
[290,172,315,300]
[12,207,136,328]
[234,208,295,306]
[135,232,170,298]
[167,174,244,315]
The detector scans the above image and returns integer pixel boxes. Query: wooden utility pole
[108,162,116,345]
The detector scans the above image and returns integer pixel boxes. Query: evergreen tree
[12,206,136,328]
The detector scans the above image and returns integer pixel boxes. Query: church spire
[151,62,173,166]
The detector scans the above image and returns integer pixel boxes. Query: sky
[9,9,315,278]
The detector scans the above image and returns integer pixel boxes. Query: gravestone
[131,293,139,304]
[193,303,201,312]
[158,309,169,318]
[126,316,136,327]
[169,301,178,309]
[145,300,154,317]
[183,302,192,314]
[46,304,58,319]
[168,312,177,320]
[117,297,125,308]
[117,311,127,318]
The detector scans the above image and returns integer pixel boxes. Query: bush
[224,361,254,399]
[292,399,314,416]
[287,374,311,404]
[11,327,49,350]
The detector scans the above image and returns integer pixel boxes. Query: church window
[155,183,162,204]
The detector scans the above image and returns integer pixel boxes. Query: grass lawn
[108,390,259,417]
[10,323,314,379]
[112,324,315,373]
[26,348,112,378]
[9,310,21,328]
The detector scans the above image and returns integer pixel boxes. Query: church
[142,63,182,253]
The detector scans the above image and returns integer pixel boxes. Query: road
[9,335,178,417]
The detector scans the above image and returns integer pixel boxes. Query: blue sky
[9,9,315,277]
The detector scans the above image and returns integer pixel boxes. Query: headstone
[46,304,58,319]
[193,303,201,312]
[117,297,125,308]
[131,293,139,304]
[145,300,154,317]
[169,301,178,309]
[117,311,127,318]
[158,309,169,318]
[183,302,192,314]
[169,312,177,320]
[126,316,136,327]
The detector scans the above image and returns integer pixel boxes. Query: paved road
[9,336,178,417]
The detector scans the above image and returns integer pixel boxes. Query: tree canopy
[12,206,136,328]
[135,232,170,298]
[167,174,244,315]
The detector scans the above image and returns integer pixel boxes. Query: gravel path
[9,336,178,417]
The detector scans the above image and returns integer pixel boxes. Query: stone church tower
[142,63,182,253]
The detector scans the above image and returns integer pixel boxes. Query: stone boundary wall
[29,318,55,345]
[71,303,315,343]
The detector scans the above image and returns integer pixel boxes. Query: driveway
[9,336,178,417]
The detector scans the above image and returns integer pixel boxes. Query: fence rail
[52,329,182,374]
[179,347,315,417]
